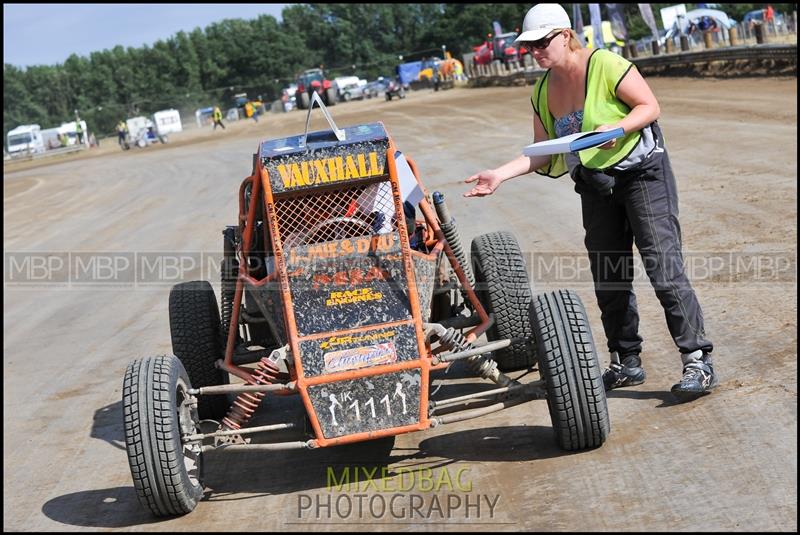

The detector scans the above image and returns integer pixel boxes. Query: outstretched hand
[464,169,503,197]
[595,124,622,150]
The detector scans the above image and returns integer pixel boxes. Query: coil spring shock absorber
[433,192,476,291]
[220,356,280,431]
[438,327,512,386]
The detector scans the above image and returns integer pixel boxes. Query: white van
[7,124,45,156]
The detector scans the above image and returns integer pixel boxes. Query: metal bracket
[300,91,345,149]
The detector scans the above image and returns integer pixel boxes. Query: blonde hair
[567,29,583,50]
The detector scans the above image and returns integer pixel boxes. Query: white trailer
[7,124,45,156]
[41,127,63,150]
[152,109,182,135]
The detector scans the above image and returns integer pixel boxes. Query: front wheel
[123,356,203,516]
[533,290,610,451]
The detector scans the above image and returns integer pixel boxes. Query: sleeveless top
[531,49,659,177]
[555,110,584,137]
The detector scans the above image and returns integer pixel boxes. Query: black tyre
[299,92,310,110]
[169,281,229,420]
[325,87,337,106]
[533,290,610,451]
[471,231,537,371]
[123,356,203,516]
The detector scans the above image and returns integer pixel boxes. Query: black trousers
[578,146,713,357]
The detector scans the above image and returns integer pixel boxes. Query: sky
[3,3,288,68]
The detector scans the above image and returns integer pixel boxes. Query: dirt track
[3,77,797,531]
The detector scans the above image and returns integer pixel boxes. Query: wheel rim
[176,378,203,488]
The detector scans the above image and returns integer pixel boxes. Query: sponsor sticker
[324,342,397,373]
[320,330,396,350]
[276,151,386,190]
[325,287,383,306]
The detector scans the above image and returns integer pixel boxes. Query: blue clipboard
[569,128,625,152]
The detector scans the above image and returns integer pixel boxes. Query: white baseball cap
[515,4,572,43]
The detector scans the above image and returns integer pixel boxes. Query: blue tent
[397,62,422,86]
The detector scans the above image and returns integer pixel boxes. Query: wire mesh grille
[273,181,400,248]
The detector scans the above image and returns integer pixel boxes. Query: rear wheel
[471,231,537,371]
[325,87,337,106]
[123,355,203,516]
[169,281,229,420]
[533,290,610,451]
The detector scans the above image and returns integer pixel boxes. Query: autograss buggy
[123,94,610,516]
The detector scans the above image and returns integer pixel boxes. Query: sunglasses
[523,30,564,51]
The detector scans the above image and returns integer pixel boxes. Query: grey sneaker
[602,352,646,391]
[671,350,718,402]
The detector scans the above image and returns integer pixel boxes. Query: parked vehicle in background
[41,127,63,150]
[233,93,265,121]
[472,30,527,67]
[153,109,182,136]
[282,84,298,111]
[295,68,337,109]
[126,116,166,147]
[364,79,386,98]
[226,108,240,121]
[339,81,368,102]
[195,107,214,128]
[58,120,88,146]
[6,124,45,156]
[385,78,406,101]
[333,75,359,99]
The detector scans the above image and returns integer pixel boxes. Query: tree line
[3,4,788,140]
